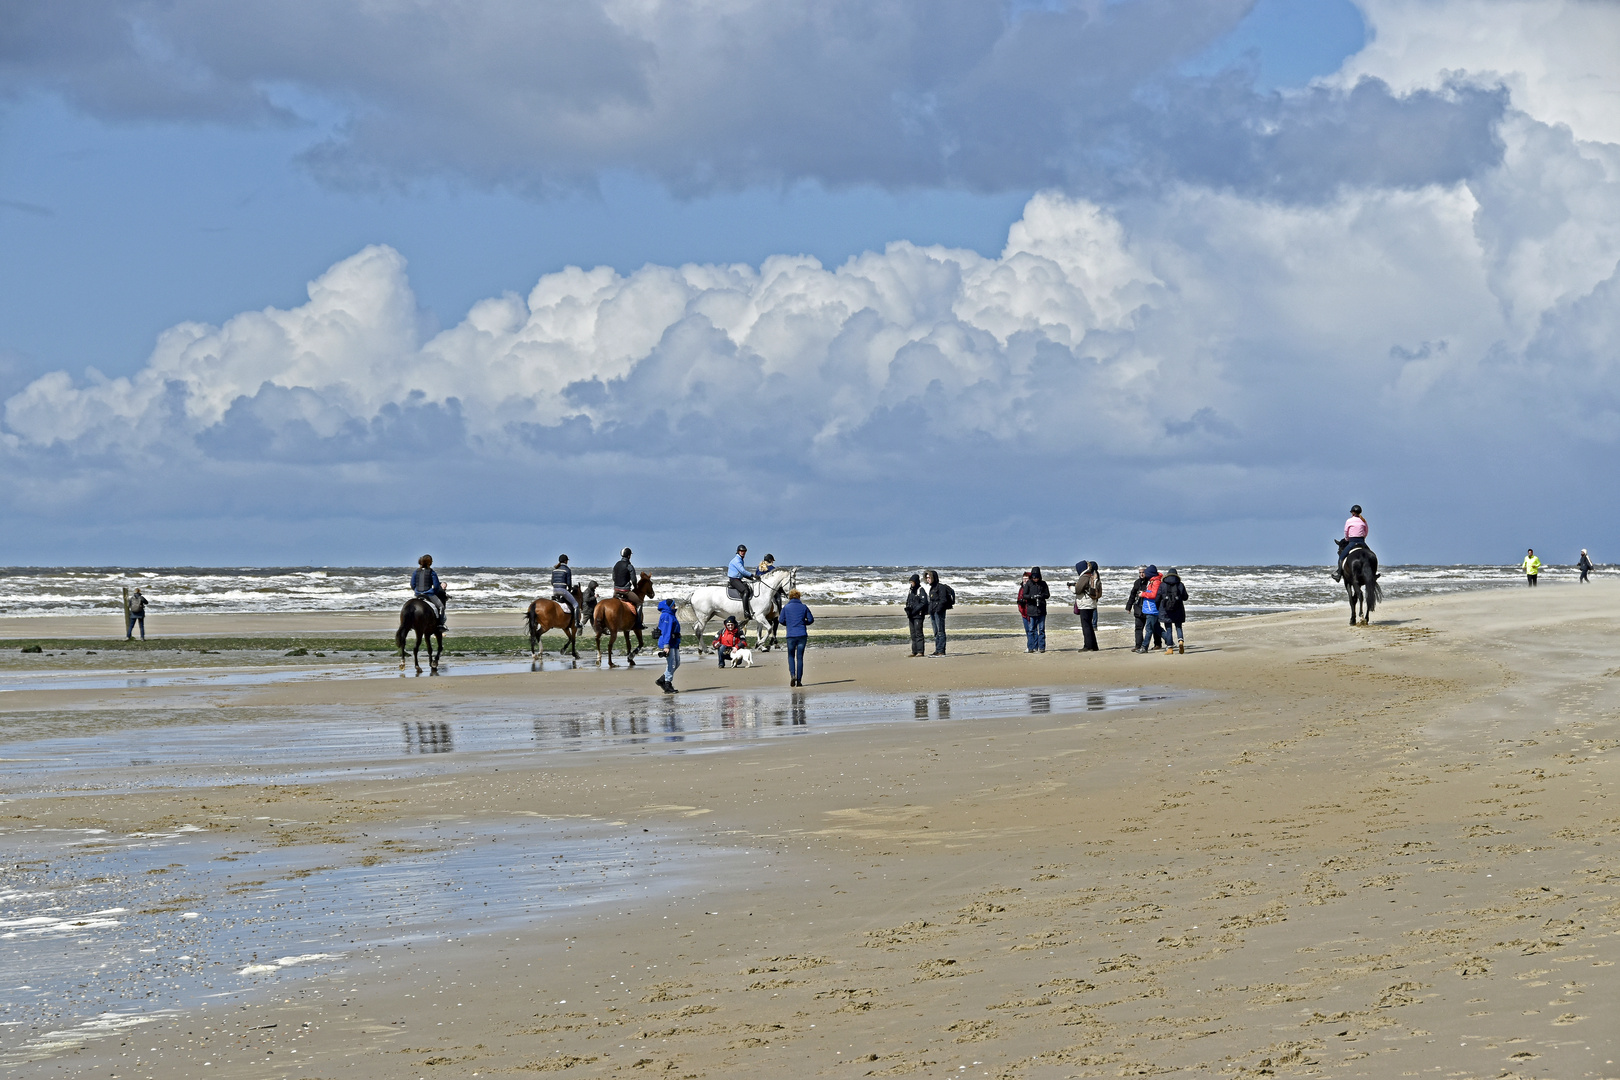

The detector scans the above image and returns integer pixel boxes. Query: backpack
[942,584,956,610]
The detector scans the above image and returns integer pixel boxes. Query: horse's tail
[523,603,537,637]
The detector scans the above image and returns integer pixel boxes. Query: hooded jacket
[1019,571,1050,617]
[905,581,929,618]
[656,599,681,649]
[1157,571,1188,623]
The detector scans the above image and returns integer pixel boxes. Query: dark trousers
[1528,574,1538,587]
[1133,613,1146,649]
[1145,612,1165,648]
[907,614,927,655]
[1580,568,1590,583]
[786,636,807,682]
[1078,608,1098,651]
[930,611,947,654]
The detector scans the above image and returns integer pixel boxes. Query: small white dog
[730,647,755,669]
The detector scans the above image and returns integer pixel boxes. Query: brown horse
[592,572,653,666]
[524,584,585,660]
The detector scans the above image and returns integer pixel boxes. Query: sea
[0,563,1590,621]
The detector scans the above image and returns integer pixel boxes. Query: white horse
[684,567,797,653]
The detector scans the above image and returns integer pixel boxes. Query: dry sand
[3,583,1618,1079]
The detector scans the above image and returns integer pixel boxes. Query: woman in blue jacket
[654,599,681,694]
[779,589,814,687]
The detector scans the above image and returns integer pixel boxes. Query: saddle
[421,593,445,620]
[727,580,749,602]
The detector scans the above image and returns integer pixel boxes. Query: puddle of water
[0,656,615,693]
[1,687,1183,794]
[0,819,710,1065]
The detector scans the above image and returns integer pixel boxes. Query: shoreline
[3,582,1617,1078]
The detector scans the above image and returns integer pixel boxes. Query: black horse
[1341,545,1382,626]
[397,596,444,673]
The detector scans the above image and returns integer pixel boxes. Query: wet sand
[3,582,1618,1079]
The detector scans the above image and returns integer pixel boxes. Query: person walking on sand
[654,598,682,694]
[1522,548,1542,587]
[1126,566,1148,651]
[1072,561,1101,651]
[904,573,929,657]
[780,589,814,687]
[926,570,954,656]
[126,588,148,641]
[1019,567,1050,653]
[1578,549,1594,583]
[1136,565,1165,653]
[1158,567,1188,654]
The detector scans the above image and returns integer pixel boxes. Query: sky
[1,0,1617,568]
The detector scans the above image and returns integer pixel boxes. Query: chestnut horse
[524,584,586,660]
[592,572,654,667]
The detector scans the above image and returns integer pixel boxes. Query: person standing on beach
[1016,570,1031,647]
[126,588,148,641]
[926,570,954,656]
[781,588,814,687]
[1158,568,1188,654]
[1523,548,1542,587]
[1578,549,1594,583]
[654,598,681,693]
[1072,562,1101,651]
[1136,565,1165,653]
[1020,567,1050,653]
[1126,566,1148,650]
[904,573,929,657]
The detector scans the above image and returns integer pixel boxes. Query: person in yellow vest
[1522,548,1542,587]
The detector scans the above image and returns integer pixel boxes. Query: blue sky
[2,0,1617,567]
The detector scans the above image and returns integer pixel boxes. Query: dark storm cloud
[1,0,1506,199]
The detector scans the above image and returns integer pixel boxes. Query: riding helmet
[737,544,747,553]
[1350,504,1362,514]
[557,554,568,564]
[621,547,632,558]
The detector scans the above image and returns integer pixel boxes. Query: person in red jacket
[715,617,747,668]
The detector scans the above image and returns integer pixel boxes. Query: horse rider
[411,554,448,629]
[1334,504,1374,582]
[728,544,757,622]
[613,546,644,630]
[551,554,578,627]
[756,553,777,576]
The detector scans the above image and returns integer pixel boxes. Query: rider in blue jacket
[411,554,447,629]
[727,544,756,622]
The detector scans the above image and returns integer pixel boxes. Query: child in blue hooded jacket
[655,599,681,694]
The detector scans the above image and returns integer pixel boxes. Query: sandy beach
[3,583,1617,1079]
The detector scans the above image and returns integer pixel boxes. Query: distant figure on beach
[654,598,681,694]
[1071,561,1101,651]
[925,570,954,656]
[411,555,447,629]
[905,573,929,657]
[1136,565,1166,653]
[1523,548,1542,587]
[1016,570,1031,644]
[781,589,814,687]
[1334,505,1373,582]
[1578,549,1593,583]
[1019,567,1049,653]
[613,547,644,630]
[1126,566,1148,650]
[126,588,148,640]
[1158,568,1188,654]
[551,555,578,625]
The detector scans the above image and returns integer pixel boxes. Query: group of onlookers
[904,571,956,656]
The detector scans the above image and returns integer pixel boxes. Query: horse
[1341,545,1382,626]
[396,596,443,674]
[684,567,797,653]
[524,584,585,661]
[592,572,654,666]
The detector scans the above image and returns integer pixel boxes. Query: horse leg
[430,630,441,672]
[624,630,636,667]
[397,626,408,670]
[412,630,423,674]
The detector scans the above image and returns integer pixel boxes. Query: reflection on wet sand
[402,721,453,753]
